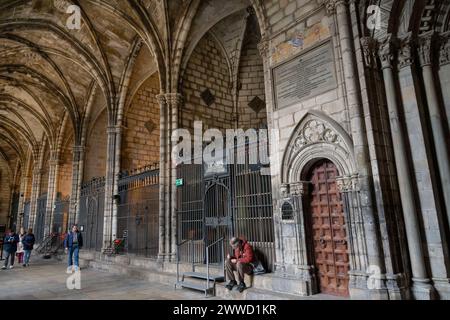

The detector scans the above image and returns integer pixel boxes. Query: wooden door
[308,160,349,296]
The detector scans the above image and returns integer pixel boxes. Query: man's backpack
[250,260,266,275]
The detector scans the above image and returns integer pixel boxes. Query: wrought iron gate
[177,141,275,271]
[53,195,70,234]
[23,200,30,230]
[35,194,47,243]
[78,177,105,251]
[9,193,19,230]
[117,164,159,258]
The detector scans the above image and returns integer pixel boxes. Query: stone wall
[181,33,234,132]
[121,73,160,170]
[40,147,49,196]
[84,110,108,182]
[0,161,11,227]
[237,17,266,129]
[57,144,73,198]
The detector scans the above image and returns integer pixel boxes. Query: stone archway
[275,111,367,297]
[303,159,350,297]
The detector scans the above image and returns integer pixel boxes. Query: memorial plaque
[273,42,337,109]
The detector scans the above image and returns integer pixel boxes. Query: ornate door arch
[305,159,350,296]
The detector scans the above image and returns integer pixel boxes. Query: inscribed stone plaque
[273,42,337,109]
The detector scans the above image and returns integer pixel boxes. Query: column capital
[360,36,378,69]
[164,93,184,106]
[378,34,398,69]
[398,33,415,69]
[440,31,450,66]
[336,174,360,192]
[106,125,122,135]
[156,93,167,105]
[280,183,290,198]
[72,145,85,162]
[325,0,348,15]
[72,145,85,153]
[290,181,310,196]
[257,39,270,57]
[418,31,437,67]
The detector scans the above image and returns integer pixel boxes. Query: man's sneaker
[23,264,26,267]
[9,265,14,269]
[1,266,6,270]
[237,282,247,293]
[225,280,237,291]
[66,267,73,274]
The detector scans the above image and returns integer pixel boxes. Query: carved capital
[280,183,290,198]
[257,39,270,57]
[398,33,415,69]
[106,125,121,135]
[290,181,309,196]
[360,37,378,69]
[418,31,436,67]
[325,0,347,15]
[440,32,450,66]
[336,174,359,192]
[156,94,167,105]
[378,35,397,70]
[164,93,184,106]
[72,145,85,162]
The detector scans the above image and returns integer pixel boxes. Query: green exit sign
[176,178,184,187]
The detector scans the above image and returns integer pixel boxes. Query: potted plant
[113,238,125,254]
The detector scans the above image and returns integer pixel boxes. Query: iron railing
[206,237,224,294]
[176,139,275,272]
[117,164,159,258]
[78,177,105,251]
[35,194,47,243]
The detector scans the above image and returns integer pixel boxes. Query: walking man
[64,225,83,273]
[2,229,19,269]
[22,228,36,267]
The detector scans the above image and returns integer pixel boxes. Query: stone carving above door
[281,111,356,184]
[293,118,342,151]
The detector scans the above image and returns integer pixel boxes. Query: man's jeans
[3,251,16,267]
[24,250,32,264]
[67,245,80,270]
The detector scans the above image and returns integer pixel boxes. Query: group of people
[1,224,83,273]
[2,228,36,269]
[3,225,254,293]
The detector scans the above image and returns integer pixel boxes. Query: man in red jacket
[225,237,255,292]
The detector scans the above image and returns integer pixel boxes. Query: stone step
[183,272,225,282]
[77,252,318,299]
[215,282,305,300]
[176,281,214,295]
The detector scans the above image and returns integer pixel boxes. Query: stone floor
[0,257,222,300]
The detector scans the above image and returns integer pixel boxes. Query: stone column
[69,145,85,225]
[29,164,42,232]
[16,172,31,230]
[326,0,386,296]
[291,181,318,295]
[111,126,122,243]
[156,94,168,260]
[378,36,434,299]
[166,93,183,261]
[418,32,450,227]
[274,182,317,295]
[439,32,450,129]
[102,125,118,250]
[44,149,59,235]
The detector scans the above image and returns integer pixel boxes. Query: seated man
[225,237,255,293]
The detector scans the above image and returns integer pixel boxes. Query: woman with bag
[16,227,25,265]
